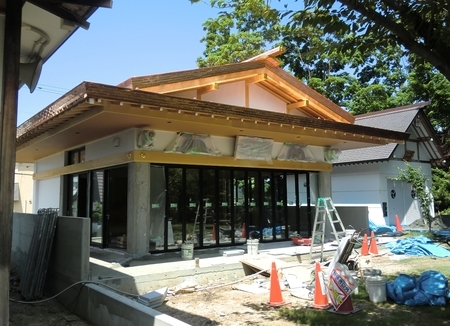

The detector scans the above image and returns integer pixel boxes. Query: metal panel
[19,208,59,301]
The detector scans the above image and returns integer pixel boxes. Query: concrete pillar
[127,162,151,256]
[318,171,332,198]
[318,171,333,241]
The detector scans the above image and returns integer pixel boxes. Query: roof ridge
[355,102,430,120]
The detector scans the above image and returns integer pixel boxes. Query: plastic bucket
[363,269,382,280]
[181,243,194,260]
[247,239,259,255]
[365,275,387,303]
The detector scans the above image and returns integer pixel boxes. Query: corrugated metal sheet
[20,208,59,301]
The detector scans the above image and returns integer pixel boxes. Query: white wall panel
[35,153,64,173]
[248,83,286,113]
[202,81,245,106]
[35,177,60,212]
[87,129,136,160]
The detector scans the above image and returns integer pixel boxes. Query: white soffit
[21,2,79,64]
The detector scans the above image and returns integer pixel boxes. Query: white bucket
[181,243,194,260]
[247,239,259,255]
[365,276,387,303]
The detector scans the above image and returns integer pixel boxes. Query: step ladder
[192,199,212,239]
[309,197,346,261]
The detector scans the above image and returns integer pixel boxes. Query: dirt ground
[8,224,450,326]
[9,253,447,326]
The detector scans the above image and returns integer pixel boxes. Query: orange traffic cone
[268,262,285,307]
[211,225,216,241]
[241,223,247,239]
[360,234,369,256]
[311,262,330,309]
[369,231,379,255]
[395,215,404,233]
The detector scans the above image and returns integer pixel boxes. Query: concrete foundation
[11,212,366,325]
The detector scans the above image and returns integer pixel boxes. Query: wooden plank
[1,1,22,323]
[240,257,291,277]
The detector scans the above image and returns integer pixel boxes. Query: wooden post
[0,0,22,323]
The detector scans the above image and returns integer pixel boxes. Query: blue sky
[18,1,219,125]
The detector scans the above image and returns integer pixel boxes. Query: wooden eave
[17,82,409,160]
[118,60,355,124]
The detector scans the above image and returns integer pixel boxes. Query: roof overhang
[0,1,112,92]
[16,82,410,163]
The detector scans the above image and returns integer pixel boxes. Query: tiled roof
[334,102,429,165]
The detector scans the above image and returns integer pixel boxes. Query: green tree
[289,0,450,81]
[195,0,282,67]
[432,167,450,215]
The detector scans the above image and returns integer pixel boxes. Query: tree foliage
[432,167,450,215]
[290,0,450,81]
[194,0,282,67]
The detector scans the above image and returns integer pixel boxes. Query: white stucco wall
[34,177,60,212]
[332,163,382,204]
[88,128,136,160]
[171,81,288,113]
[332,158,434,227]
[202,81,245,106]
[14,163,34,213]
[35,152,65,173]
[248,83,286,113]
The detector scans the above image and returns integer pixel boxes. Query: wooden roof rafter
[139,71,262,94]
[287,100,309,112]
[196,83,219,98]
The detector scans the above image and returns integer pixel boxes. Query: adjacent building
[332,102,446,227]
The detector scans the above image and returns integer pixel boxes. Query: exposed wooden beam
[287,100,309,112]
[265,73,350,123]
[1,0,22,323]
[243,46,285,64]
[196,83,219,98]
[33,149,333,180]
[140,71,262,94]
[245,74,267,85]
[413,136,432,142]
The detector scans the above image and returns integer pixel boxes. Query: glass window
[185,168,200,246]
[166,167,183,250]
[218,169,232,245]
[90,171,104,246]
[202,169,216,246]
[67,147,86,165]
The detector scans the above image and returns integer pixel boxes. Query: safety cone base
[267,300,288,308]
[328,296,362,315]
[328,306,362,315]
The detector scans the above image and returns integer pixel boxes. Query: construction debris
[137,287,168,308]
[168,280,198,295]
